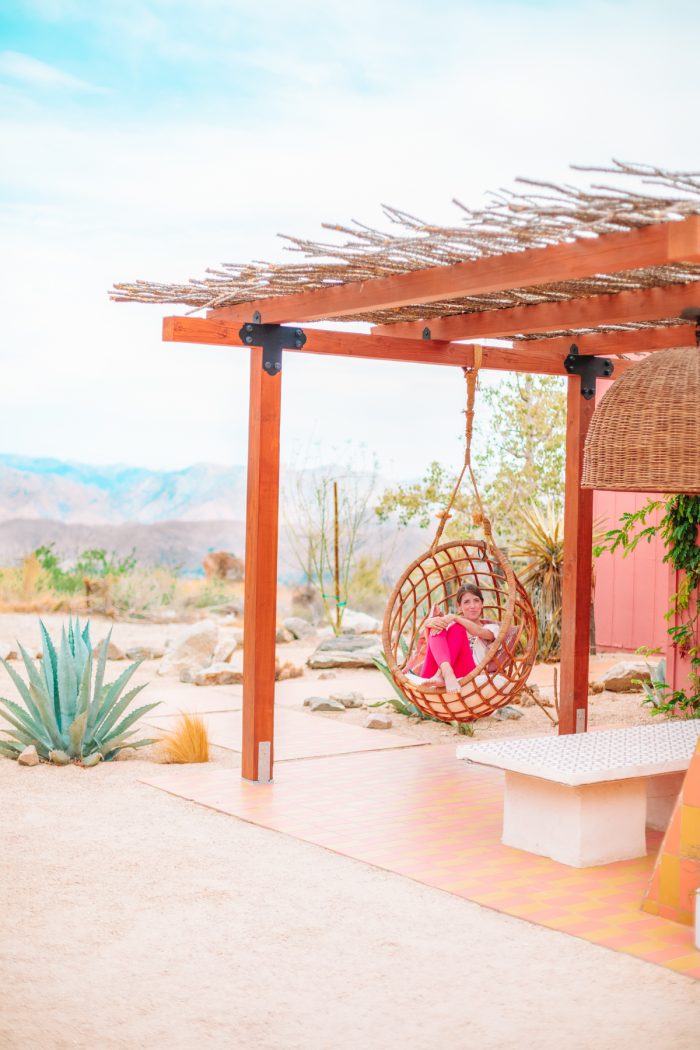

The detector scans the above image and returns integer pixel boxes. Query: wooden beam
[163,316,569,375]
[370,281,700,342]
[559,376,595,736]
[205,216,700,324]
[523,325,693,358]
[241,347,282,782]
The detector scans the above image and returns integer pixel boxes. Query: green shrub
[0,618,159,765]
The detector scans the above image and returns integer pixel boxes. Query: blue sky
[1,0,698,479]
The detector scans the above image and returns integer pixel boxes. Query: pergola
[114,162,700,784]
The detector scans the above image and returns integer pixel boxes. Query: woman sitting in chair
[407,584,499,696]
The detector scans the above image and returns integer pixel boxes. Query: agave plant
[512,502,564,662]
[0,618,159,766]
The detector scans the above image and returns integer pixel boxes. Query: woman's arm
[453,616,496,641]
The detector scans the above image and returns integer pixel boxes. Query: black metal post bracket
[238,323,307,376]
[564,344,614,399]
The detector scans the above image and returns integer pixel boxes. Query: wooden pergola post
[241,346,282,782]
[559,374,596,734]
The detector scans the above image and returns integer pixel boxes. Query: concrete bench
[457,721,700,867]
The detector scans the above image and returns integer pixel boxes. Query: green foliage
[375,375,566,546]
[597,495,700,718]
[34,543,137,594]
[347,555,386,617]
[0,618,159,764]
[512,503,563,661]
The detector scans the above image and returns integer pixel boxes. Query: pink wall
[593,489,669,653]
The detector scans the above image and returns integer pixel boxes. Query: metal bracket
[564,343,614,399]
[238,323,307,377]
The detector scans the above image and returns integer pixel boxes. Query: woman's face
[459,592,484,619]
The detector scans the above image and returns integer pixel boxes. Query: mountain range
[0,454,422,579]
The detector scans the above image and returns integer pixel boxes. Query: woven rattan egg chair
[381,357,538,723]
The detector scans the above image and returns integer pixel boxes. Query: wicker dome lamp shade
[581,345,700,493]
[382,540,538,722]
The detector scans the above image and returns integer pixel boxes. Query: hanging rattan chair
[381,357,538,723]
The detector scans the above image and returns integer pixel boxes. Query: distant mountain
[0,454,247,524]
[0,454,428,580]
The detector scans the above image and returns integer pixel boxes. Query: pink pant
[420,622,476,679]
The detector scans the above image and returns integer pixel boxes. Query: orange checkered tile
[142,743,700,979]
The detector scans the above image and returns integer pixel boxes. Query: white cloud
[0,50,106,93]
[1,0,698,477]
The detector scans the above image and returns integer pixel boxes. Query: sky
[1,0,698,481]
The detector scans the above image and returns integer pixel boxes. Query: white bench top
[456,720,700,786]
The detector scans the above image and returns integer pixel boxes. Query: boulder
[193,663,244,686]
[283,617,317,640]
[94,639,126,661]
[125,645,165,661]
[308,698,346,712]
[329,691,365,709]
[213,634,238,664]
[276,659,304,681]
[340,609,381,634]
[492,705,524,720]
[307,635,381,669]
[598,661,652,693]
[158,620,218,677]
[0,642,18,661]
[18,744,39,766]
[364,714,393,730]
[276,627,295,644]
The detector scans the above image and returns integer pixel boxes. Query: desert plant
[0,618,159,765]
[159,712,210,764]
[512,502,563,661]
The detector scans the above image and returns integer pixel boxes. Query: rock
[125,645,165,661]
[276,627,295,644]
[94,639,126,661]
[316,626,335,640]
[179,669,193,683]
[318,670,337,680]
[307,635,381,670]
[520,684,554,708]
[315,634,378,653]
[18,745,39,766]
[329,691,365,709]
[598,661,652,693]
[589,681,605,695]
[283,617,317,640]
[492,705,524,720]
[340,609,381,634]
[213,634,238,664]
[193,663,244,686]
[303,696,328,707]
[0,642,18,661]
[158,620,218,677]
[364,714,393,730]
[114,747,138,761]
[275,659,304,681]
[308,698,346,712]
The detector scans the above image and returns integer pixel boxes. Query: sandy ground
[2,612,697,1050]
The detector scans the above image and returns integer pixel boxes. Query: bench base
[502,772,648,867]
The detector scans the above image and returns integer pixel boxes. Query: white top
[469,621,500,665]
[456,720,700,786]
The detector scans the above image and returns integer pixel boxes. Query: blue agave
[0,618,159,765]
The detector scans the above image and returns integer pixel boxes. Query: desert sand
[2,612,698,1050]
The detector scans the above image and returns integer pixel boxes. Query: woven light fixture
[582,333,700,493]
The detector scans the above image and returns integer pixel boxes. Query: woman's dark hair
[456,583,484,605]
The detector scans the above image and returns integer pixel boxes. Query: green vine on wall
[595,494,700,718]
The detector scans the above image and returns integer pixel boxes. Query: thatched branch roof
[111,160,700,336]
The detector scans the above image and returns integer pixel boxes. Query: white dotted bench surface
[456,721,700,786]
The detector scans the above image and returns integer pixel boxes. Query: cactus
[0,618,159,766]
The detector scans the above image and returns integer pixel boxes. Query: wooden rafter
[522,325,694,358]
[206,217,700,325]
[370,281,700,342]
[163,316,569,374]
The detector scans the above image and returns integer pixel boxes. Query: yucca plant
[512,502,564,662]
[0,618,159,766]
